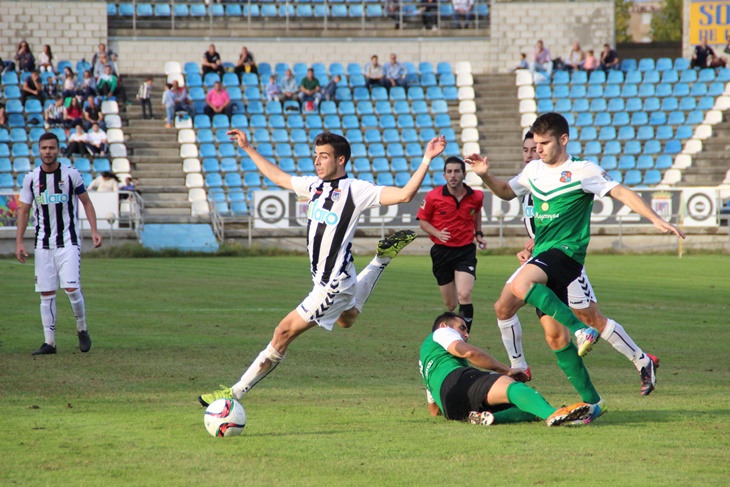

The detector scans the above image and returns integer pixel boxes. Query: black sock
[459,303,474,332]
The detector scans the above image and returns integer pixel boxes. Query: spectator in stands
[691,38,726,69]
[62,67,76,98]
[0,103,7,128]
[93,53,110,80]
[97,65,120,99]
[421,0,438,30]
[583,49,599,73]
[298,68,322,109]
[279,69,299,102]
[120,176,137,192]
[44,96,66,129]
[38,45,54,73]
[204,81,233,119]
[14,41,35,72]
[514,53,528,71]
[452,0,474,29]
[599,44,620,71]
[77,70,97,98]
[171,80,195,117]
[234,46,257,80]
[65,97,84,129]
[65,124,89,156]
[88,171,119,192]
[322,74,341,102]
[0,56,15,74]
[85,123,108,156]
[364,55,387,88]
[529,40,552,78]
[386,0,402,29]
[202,44,224,77]
[84,95,105,131]
[137,77,154,119]
[162,83,175,128]
[43,76,59,100]
[21,71,43,105]
[384,53,408,88]
[91,43,115,69]
[265,75,282,102]
[564,41,585,72]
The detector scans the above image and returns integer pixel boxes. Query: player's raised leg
[494,280,529,372]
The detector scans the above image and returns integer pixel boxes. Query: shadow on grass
[588,408,730,426]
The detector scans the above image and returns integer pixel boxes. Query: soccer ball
[203,398,246,437]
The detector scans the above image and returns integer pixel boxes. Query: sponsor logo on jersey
[560,171,572,183]
[536,213,560,221]
[601,171,613,182]
[307,199,340,225]
[331,189,341,202]
[541,202,549,211]
[523,204,534,218]
[35,190,69,206]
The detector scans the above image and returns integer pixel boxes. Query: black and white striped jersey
[291,175,383,289]
[19,164,87,249]
[522,193,536,239]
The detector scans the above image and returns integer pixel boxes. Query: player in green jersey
[466,112,684,392]
[419,311,594,426]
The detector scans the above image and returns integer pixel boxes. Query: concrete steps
[679,112,730,186]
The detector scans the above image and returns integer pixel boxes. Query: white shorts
[34,246,82,293]
[296,281,357,331]
[506,264,597,309]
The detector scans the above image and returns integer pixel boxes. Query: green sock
[505,382,556,421]
[491,406,541,424]
[554,341,602,404]
[524,283,586,334]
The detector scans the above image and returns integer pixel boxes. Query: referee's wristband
[421,155,432,166]
[475,231,484,237]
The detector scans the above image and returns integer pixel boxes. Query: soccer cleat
[78,330,92,353]
[376,230,417,259]
[575,327,600,357]
[198,385,234,407]
[468,411,495,426]
[640,353,660,396]
[32,343,57,355]
[570,397,606,425]
[546,402,592,427]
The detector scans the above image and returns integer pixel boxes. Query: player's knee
[457,291,472,305]
[494,299,516,320]
[64,287,78,294]
[509,280,530,301]
[337,308,359,328]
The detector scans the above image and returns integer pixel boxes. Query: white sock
[40,295,57,346]
[497,315,528,370]
[65,289,87,332]
[354,257,388,312]
[600,318,649,371]
[231,342,285,400]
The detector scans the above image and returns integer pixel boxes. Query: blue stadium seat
[598,126,616,141]
[617,126,635,140]
[708,82,725,97]
[672,83,690,97]
[638,83,655,98]
[575,112,593,127]
[622,140,640,155]
[686,110,704,125]
[643,140,661,155]
[623,170,641,186]
[642,169,662,186]
[342,115,359,129]
[202,158,220,173]
[554,99,571,112]
[368,143,385,158]
[350,143,367,158]
[664,139,681,154]
[271,129,288,143]
[601,141,619,156]
[589,98,607,112]
[690,83,708,97]
[442,86,458,101]
[386,143,404,158]
[698,68,715,83]
[583,141,600,156]
[552,71,569,85]
[380,115,396,129]
[618,155,636,170]
[13,157,31,173]
[407,86,425,100]
[636,126,654,140]
[594,112,611,127]
[10,128,27,143]
[439,73,456,87]
[643,97,660,112]
[655,155,673,170]
[717,68,730,82]
[636,155,654,170]
[535,85,551,100]
[212,114,230,129]
[196,129,214,144]
[579,127,597,141]
[361,115,378,129]
[571,71,587,85]
[649,111,667,126]
[569,85,587,98]
[631,111,649,126]
[674,58,690,71]
[573,98,589,112]
[3,85,21,99]
[600,156,617,170]
[661,97,679,111]
[338,101,356,116]
[638,58,655,72]
[675,125,692,140]
[566,141,582,155]
[656,125,673,140]
[0,157,12,173]
[537,99,554,112]
[606,70,624,84]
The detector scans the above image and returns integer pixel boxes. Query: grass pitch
[1,254,729,486]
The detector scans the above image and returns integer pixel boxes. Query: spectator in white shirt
[38,45,54,73]
[44,96,66,129]
[364,55,387,89]
[452,0,474,29]
[65,125,89,156]
[85,123,108,156]
[88,171,120,192]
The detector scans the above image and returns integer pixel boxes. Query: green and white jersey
[419,328,468,412]
[508,156,619,265]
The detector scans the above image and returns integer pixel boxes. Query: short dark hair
[39,132,59,147]
[530,112,569,140]
[432,311,465,332]
[443,157,465,174]
[523,130,534,142]
[314,131,351,164]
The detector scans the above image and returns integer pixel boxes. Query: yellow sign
[690,1,730,44]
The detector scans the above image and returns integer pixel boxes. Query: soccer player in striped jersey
[497,131,663,399]
[199,130,446,407]
[15,132,103,355]
[466,113,684,411]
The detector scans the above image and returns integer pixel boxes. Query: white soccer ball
[203,398,246,437]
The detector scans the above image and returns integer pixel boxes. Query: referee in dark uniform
[417,157,486,331]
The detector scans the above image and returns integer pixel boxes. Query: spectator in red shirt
[204,81,232,118]
[417,156,486,331]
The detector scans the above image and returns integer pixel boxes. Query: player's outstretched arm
[15,201,31,264]
[464,153,517,200]
[379,136,446,206]
[608,185,686,239]
[447,340,513,376]
[227,129,293,191]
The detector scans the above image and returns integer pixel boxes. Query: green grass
[1,255,729,486]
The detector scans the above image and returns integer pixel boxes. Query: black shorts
[430,243,477,286]
[439,367,503,421]
[528,248,582,319]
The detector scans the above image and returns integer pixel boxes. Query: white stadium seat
[456,73,473,87]
[177,129,196,144]
[682,139,702,155]
[101,100,119,114]
[183,158,202,173]
[112,157,131,173]
[517,85,535,100]
[461,127,479,143]
[185,173,204,188]
[520,112,537,128]
[188,188,207,202]
[704,110,722,124]
[109,143,127,158]
[164,61,182,75]
[693,124,712,140]
[715,95,730,110]
[167,73,185,86]
[519,99,537,113]
[465,171,483,187]
[672,154,692,169]
[515,69,533,86]
[457,86,475,100]
[105,114,122,128]
[455,61,472,76]
[662,169,681,185]
[107,128,124,143]
[458,100,476,114]
[460,113,478,128]
[191,200,210,216]
[175,115,192,129]
[180,143,199,158]
[462,142,480,156]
